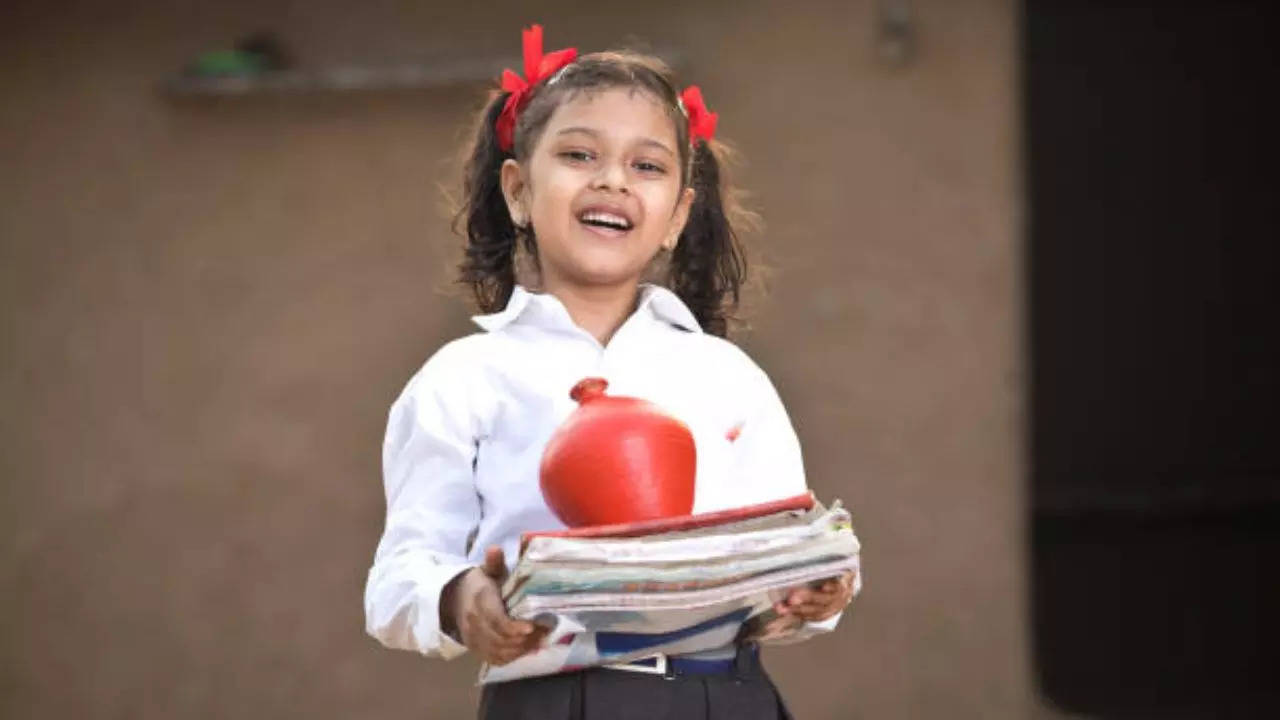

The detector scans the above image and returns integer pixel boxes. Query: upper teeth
[581,211,630,228]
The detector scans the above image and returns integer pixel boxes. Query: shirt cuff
[755,610,843,646]
[798,562,860,635]
[804,611,842,633]
[426,564,474,660]
[365,560,477,660]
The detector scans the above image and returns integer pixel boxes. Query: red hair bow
[680,86,718,144]
[495,25,578,152]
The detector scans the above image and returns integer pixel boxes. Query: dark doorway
[1025,1,1279,716]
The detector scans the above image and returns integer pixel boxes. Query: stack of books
[481,493,861,683]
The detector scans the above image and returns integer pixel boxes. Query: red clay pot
[539,378,696,527]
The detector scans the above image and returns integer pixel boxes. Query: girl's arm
[363,347,482,660]
[729,358,808,504]
[732,358,859,638]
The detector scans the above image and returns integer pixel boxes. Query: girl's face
[501,87,694,294]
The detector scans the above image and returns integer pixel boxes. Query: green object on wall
[188,50,268,77]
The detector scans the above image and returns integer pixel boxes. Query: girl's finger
[815,577,855,599]
[479,612,520,644]
[485,612,533,642]
[779,582,843,614]
[769,615,802,633]
[482,546,509,582]
[490,636,531,661]
[800,607,842,622]
[498,616,536,639]
[498,621,547,649]
[791,599,844,618]
[504,629,545,654]
[487,633,532,652]
[795,593,852,618]
[792,591,850,614]
[794,588,840,606]
[488,649,517,666]
[517,635,547,657]
[489,630,546,665]
[787,588,814,605]
[477,591,533,639]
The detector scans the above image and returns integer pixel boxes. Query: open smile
[576,205,635,238]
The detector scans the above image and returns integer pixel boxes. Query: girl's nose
[590,159,629,194]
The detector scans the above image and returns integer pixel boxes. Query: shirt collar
[471,284,703,334]
[470,285,536,332]
[637,283,703,334]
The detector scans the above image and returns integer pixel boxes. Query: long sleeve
[732,360,855,639]
[364,346,483,659]
[730,361,808,505]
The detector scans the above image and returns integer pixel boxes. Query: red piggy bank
[539,377,696,527]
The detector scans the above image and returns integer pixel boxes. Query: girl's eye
[559,150,595,163]
[633,161,667,174]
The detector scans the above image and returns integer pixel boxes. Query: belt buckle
[607,653,668,675]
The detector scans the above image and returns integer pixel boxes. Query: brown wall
[1,1,1045,717]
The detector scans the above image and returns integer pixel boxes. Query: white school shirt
[364,283,838,660]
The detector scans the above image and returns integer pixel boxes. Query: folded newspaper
[480,493,861,684]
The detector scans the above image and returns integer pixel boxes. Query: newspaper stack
[481,493,860,683]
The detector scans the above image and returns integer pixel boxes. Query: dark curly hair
[453,50,751,337]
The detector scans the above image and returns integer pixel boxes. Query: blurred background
[1,0,1274,717]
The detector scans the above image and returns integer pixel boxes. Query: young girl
[365,25,858,720]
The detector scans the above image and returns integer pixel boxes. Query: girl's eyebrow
[555,126,675,158]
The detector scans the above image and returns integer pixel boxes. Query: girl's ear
[663,187,697,251]
[500,159,528,228]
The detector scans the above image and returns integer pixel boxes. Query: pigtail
[455,93,525,313]
[669,140,749,338]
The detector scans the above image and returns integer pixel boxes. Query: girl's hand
[740,610,806,643]
[443,546,548,665]
[773,569,858,622]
